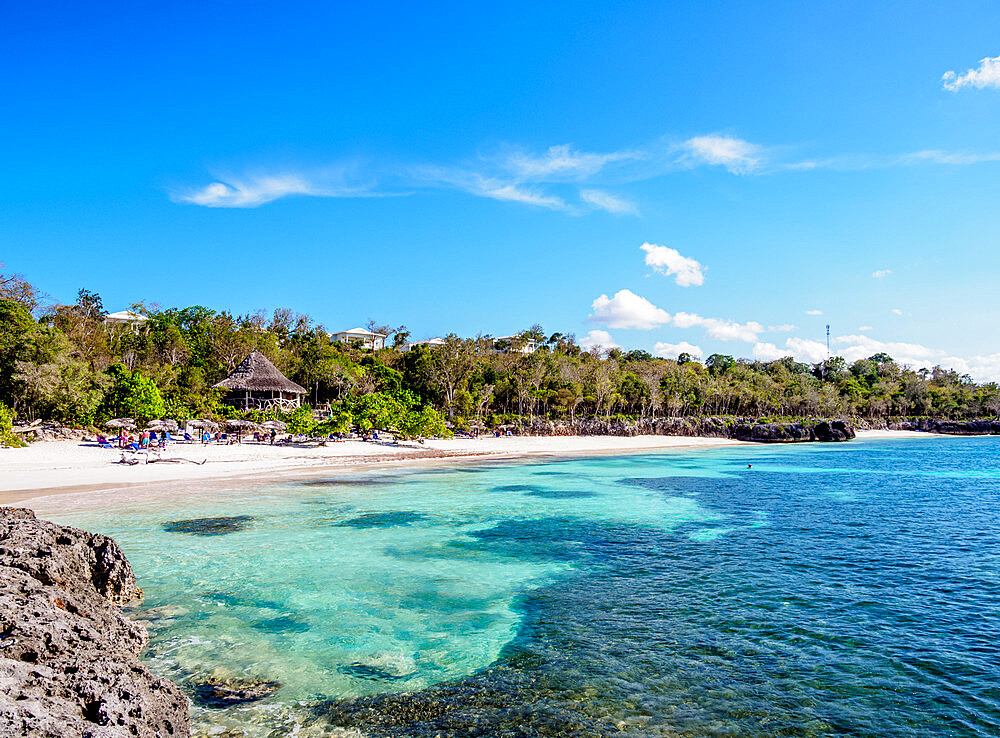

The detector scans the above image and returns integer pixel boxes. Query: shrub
[0,402,25,447]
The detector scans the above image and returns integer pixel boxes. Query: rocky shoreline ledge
[0,507,190,737]
[511,417,857,442]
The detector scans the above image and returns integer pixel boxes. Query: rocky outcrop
[887,418,1000,435]
[0,507,190,737]
[511,417,855,443]
[9,421,91,443]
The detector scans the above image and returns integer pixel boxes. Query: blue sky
[2,1,1000,378]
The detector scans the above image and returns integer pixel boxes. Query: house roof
[212,350,306,394]
[333,327,387,338]
[104,310,149,322]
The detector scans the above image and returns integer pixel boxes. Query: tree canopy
[1,270,997,432]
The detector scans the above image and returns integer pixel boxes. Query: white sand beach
[0,434,748,502]
[854,429,947,439]
[0,429,951,505]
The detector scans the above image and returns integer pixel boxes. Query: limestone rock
[0,507,190,737]
[511,417,856,443]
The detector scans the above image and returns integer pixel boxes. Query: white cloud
[682,135,761,174]
[859,325,874,331]
[502,144,635,180]
[753,332,1000,381]
[896,150,1000,166]
[752,337,826,363]
[654,341,703,360]
[806,309,823,316]
[589,289,671,330]
[173,175,327,207]
[943,55,1000,91]
[785,337,829,363]
[961,353,1000,382]
[834,334,1000,381]
[834,334,936,363]
[767,323,796,332]
[580,189,638,215]
[752,342,787,362]
[891,308,903,316]
[872,269,892,279]
[579,329,620,352]
[640,242,705,286]
[672,312,763,342]
[174,130,1000,211]
[478,183,566,209]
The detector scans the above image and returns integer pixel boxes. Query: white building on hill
[493,334,537,354]
[103,310,149,331]
[402,337,446,352]
[330,327,386,350]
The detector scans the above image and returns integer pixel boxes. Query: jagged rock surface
[512,417,856,443]
[0,507,190,737]
[888,418,1000,435]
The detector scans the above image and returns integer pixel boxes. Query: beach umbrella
[188,419,218,430]
[260,420,287,431]
[224,419,261,430]
[224,418,261,442]
[104,418,135,429]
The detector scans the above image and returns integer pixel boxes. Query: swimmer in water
[748,464,753,469]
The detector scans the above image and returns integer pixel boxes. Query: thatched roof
[213,350,306,394]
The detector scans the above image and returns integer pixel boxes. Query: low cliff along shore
[0,507,190,737]
[513,417,858,442]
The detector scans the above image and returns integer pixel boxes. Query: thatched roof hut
[213,350,306,410]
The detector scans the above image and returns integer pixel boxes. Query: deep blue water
[44,436,1000,736]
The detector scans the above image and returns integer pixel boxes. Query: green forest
[2,268,998,443]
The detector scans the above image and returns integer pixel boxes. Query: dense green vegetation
[1,269,998,434]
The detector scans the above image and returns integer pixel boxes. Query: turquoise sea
[44,436,1000,736]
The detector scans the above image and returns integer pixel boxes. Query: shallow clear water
[42,437,1000,736]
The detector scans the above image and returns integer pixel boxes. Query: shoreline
[0,435,746,505]
[0,429,947,508]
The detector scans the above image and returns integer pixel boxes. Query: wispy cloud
[580,189,638,215]
[806,309,823,316]
[170,168,379,208]
[173,130,1000,210]
[498,144,638,180]
[943,55,1000,91]
[681,135,761,174]
[894,150,1000,166]
[478,182,567,210]
[641,242,704,286]
[172,175,326,207]
[872,269,892,279]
